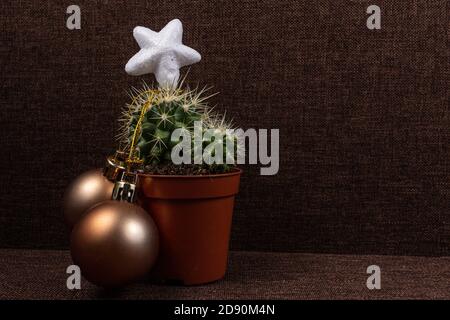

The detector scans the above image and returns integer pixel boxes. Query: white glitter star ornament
[125,19,201,88]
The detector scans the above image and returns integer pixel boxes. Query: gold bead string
[125,89,160,172]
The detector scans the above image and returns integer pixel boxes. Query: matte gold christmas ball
[63,170,114,228]
[70,200,159,288]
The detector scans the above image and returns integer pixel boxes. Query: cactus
[117,83,238,173]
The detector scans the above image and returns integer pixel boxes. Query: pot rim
[138,167,242,179]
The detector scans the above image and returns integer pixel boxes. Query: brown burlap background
[3,249,450,299]
[0,0,448,255]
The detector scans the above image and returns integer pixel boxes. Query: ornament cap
[111,171,138,203]
[103,151,127,182]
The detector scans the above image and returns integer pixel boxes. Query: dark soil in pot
[144,163,236,176]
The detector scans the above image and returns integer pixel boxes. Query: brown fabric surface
[0,1,449,255]
[1,249,450,300]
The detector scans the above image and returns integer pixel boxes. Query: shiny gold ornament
[70,200,159,288]
[63,151,128,229]
[63,170,114,228]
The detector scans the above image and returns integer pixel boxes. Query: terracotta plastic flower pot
[137,168,242,285]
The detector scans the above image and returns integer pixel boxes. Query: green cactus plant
[117,83,238,173]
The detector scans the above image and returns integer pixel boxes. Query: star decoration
[125,19,201,88]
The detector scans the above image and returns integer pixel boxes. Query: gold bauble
[70,200,159,287]
[63,170,114,228]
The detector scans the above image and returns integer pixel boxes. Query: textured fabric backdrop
[0,0,448,255]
